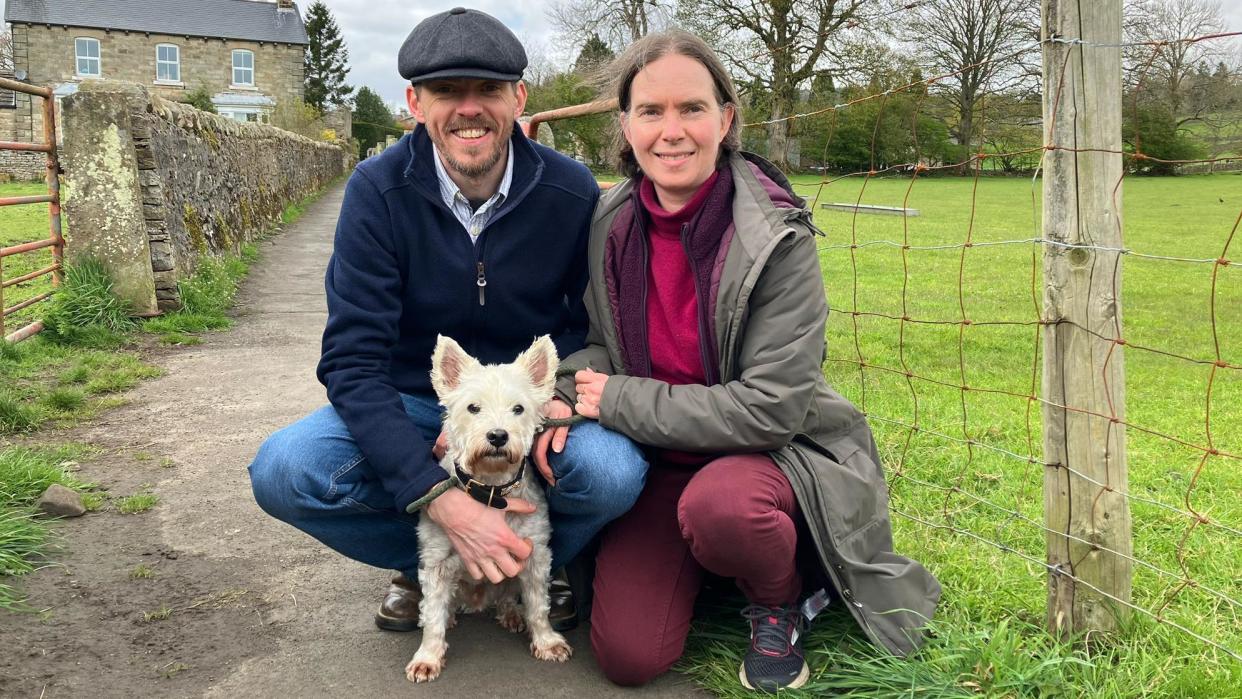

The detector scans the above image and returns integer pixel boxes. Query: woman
[545,30,940,692]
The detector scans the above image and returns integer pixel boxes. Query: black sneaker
[739,604,809,692]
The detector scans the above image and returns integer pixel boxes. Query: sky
[2,0,1240,112]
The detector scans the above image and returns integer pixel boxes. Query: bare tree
[0,30,14,73]
[1124,0,1228,116]
[678,0,876,170]
[547,0,671,49]
[899,0,1039,160]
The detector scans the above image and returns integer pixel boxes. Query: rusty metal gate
[0,76,63,343]
[521,97,618,188]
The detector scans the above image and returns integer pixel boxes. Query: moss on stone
[183,202,207,254]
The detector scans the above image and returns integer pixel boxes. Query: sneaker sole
[738,661,809,692]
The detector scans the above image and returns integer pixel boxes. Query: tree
[183,86,218,114]
[1124,0,1227,116]
[1122,102,1205,174]
[0,30,13,73]
[526,72,614,169]
[677,0,873,170]
[353,87,400,159]
[574,34,615,74]
[548,0,670,49]
[303,1,353,112]
[898,0,1039,163]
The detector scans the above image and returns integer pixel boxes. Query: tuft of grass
[42,387,86,412]
[0,445,97,506]
[156,332,202,346]
[0,391,41,432]
[142,604,173,622]
[133,452,152,462]
[116,492,158,515]
[130,563,154,579]
[41,259,138,344]
[159,457,175,469]
[79,492,105,512]
[0,508,47,609]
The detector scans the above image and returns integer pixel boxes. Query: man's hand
[532,398,572,486]
[425,488,535,583]
[574,368,608,419]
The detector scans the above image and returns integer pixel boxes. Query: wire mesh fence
[735,16,1241,661]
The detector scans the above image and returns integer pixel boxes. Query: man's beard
[433,121,510,179]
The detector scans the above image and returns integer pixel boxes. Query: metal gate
[0,76,63,343]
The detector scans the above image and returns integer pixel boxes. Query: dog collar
[453,458,526,509]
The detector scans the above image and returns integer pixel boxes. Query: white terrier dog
[406,334,572,683]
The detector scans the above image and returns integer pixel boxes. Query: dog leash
[404,368,593,513]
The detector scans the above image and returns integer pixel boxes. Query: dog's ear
[516,335,559,397]
[430,335,480,398]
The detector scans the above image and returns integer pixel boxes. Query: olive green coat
[557,152,941,656]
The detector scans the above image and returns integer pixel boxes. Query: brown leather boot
[375,572,421,632]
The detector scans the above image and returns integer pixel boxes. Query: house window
[75,38,101,77]
[156,44,180,82]
[232,50,254,86]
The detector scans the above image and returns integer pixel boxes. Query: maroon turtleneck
[638,172,720,466]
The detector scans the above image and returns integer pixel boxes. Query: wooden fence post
[1041,0,1132,636]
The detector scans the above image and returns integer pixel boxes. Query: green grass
[678,173,1242,697]
[0,182,59,334]
[0,444,97,609]
[116,491,158,515]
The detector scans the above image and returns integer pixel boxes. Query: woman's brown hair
[609,30,742,178]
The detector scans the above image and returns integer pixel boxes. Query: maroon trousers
[590,453,803,686]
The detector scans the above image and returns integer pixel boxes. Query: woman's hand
[574,368,608,419]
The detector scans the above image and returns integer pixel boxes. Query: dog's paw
[531,637,573,662]
[405,656,444,683]
[496,606,525,633]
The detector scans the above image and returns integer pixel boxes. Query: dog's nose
[486,429,508,447]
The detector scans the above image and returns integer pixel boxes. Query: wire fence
[730,17,1241,660]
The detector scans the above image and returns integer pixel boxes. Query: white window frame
[75,37,101,77]
[231,50,255,88]
[155,43,181,84]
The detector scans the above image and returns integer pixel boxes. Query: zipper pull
[476,262,487,306]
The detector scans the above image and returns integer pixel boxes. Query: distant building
[2,0,308,152]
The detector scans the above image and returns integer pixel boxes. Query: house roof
[4,0,308,45]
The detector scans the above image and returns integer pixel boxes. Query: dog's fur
[406,334,571,682]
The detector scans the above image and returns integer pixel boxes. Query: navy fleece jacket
[316,125,597,513]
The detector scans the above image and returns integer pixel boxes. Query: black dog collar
[453,458,526,509]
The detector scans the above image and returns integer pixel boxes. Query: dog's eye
[512,404,525,415]
[467,404,481,414]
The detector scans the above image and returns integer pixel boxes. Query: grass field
[0,181,60,336]
[681,173,1241,696]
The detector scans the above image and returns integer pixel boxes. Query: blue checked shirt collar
[432,141,514,244]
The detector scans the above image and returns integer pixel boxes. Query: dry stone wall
[60,81,351,313]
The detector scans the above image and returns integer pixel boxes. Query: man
[248,7,646,634]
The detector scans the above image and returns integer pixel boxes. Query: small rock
[37,484,86,518]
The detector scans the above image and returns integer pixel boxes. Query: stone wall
[59,81,352,314]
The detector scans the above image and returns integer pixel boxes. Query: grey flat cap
[399,7,527,83]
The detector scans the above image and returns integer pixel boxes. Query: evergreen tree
[353,86,400,159]
[573,34,614,75]
[303,1,353,112]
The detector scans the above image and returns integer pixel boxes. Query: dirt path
[0,183,704,698]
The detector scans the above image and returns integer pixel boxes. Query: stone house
[1,0,308,178]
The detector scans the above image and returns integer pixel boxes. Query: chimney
[277,0,295,11]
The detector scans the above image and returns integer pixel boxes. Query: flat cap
[398,7,527,83]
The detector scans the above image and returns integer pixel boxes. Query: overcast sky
[2,0,1240,112]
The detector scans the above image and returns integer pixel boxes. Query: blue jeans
[247,393,648,578]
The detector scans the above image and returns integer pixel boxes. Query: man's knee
[551,422,647,517]
[248,429,322,521]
